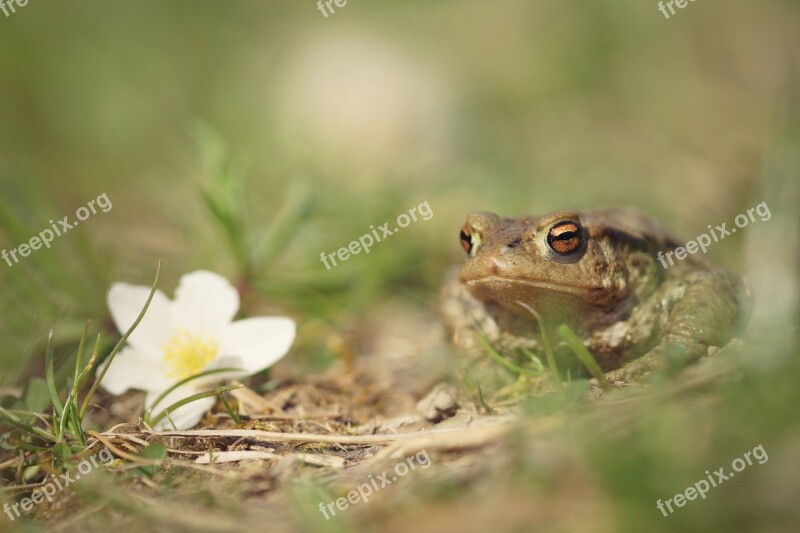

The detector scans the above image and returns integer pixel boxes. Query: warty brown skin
[441,208,750,382]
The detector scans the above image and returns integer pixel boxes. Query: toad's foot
[601,340,707,384]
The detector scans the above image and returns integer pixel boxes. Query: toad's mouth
[464,276,617,305]
[466,276,589,294]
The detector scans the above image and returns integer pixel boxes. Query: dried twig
[108,420,518,446]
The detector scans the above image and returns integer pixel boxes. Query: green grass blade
[75,334,102,393]
[143,367,243,421]
[58,385,73,441]
[68,397,86,446]
[478,334,535,376]
[521,348,545,373]
[59,323,91,439]
[475,381,494,414]
[557,324,610,390]
[148,385,242,428]
[218,392,241,424]
[80,261,161,418]
[0,406,58,443]
[73,321,91,387]
[44,331,64,421]
[516,302,563,390]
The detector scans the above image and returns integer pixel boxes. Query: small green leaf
[24,378,51,413]
[133,443,167,477]
[23,465,40,482]
[52,443,72,463]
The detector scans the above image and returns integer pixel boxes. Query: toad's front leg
[603,269,748,383]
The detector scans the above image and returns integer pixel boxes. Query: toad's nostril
[506,238,522,250]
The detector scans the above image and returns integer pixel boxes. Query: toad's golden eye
[547,221,582,255]
[459,225,473,254]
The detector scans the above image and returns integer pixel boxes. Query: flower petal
[97,346,172,395]
[219,317,296,375]
[145,385,216,431]
[107,283,173,354]
[171,271,240,336]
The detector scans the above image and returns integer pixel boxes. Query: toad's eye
[547,221,582,255]
[460,224,480,256]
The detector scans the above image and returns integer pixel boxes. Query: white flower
[98,270,295,430]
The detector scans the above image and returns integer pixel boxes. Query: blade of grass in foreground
[148,385,242,428]
[557,324,610,390]
[143,367,244,421]
[516,302,563,390]
[44,332,64,420]
[478,334,537,376]
[59,322,93,442]
[80,261,162,418]
[218,392,241,424]
[0,406,58,443]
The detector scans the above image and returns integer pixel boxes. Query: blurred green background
[2,0,797,377]
[0,1,799,531]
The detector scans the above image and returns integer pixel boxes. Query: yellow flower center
[161,330,219,380]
